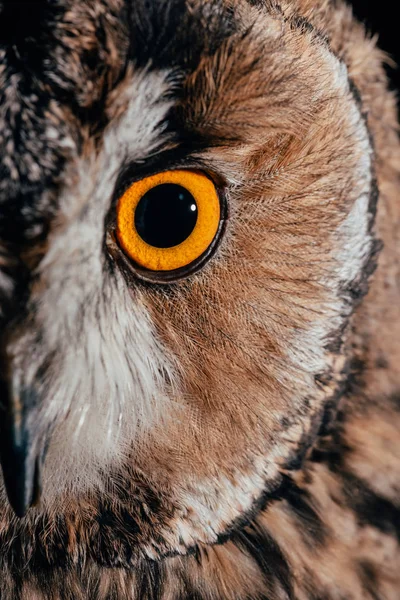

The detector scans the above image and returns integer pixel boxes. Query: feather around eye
[116,170,221,272]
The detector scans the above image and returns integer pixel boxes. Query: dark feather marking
[310,358,368,470]
[92,504,139,568]
[359,561,381,600]
[341,237,382,306]
[282,392,342,470]
[233,524,294,599]
[283,363,352,472]
[128,0,236,72]
[272,475,326,546]
[136,560,163,600]
[180,476,324,561]
[213,476,283,547]
[287,14,330,47]
[341,473,400,540]
[310,431,346,472]
[174,561,208,600]
[389,391,400,411]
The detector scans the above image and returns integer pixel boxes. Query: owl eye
[116,170,222,276]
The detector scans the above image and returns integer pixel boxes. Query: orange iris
[116,170,221,272]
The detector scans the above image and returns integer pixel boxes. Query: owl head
[0,0,377,565]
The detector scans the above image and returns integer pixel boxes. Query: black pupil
[134,184,198,249]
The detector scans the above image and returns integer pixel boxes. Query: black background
[350,0,399,94]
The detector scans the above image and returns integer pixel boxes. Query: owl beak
[0,377,44,518]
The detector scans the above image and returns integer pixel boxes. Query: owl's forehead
[0,0,234,241]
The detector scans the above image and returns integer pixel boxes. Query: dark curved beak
[0,376,44,518]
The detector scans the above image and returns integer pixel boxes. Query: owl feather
[0,0,399,598]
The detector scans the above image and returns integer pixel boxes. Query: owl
[0,0,399,598]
